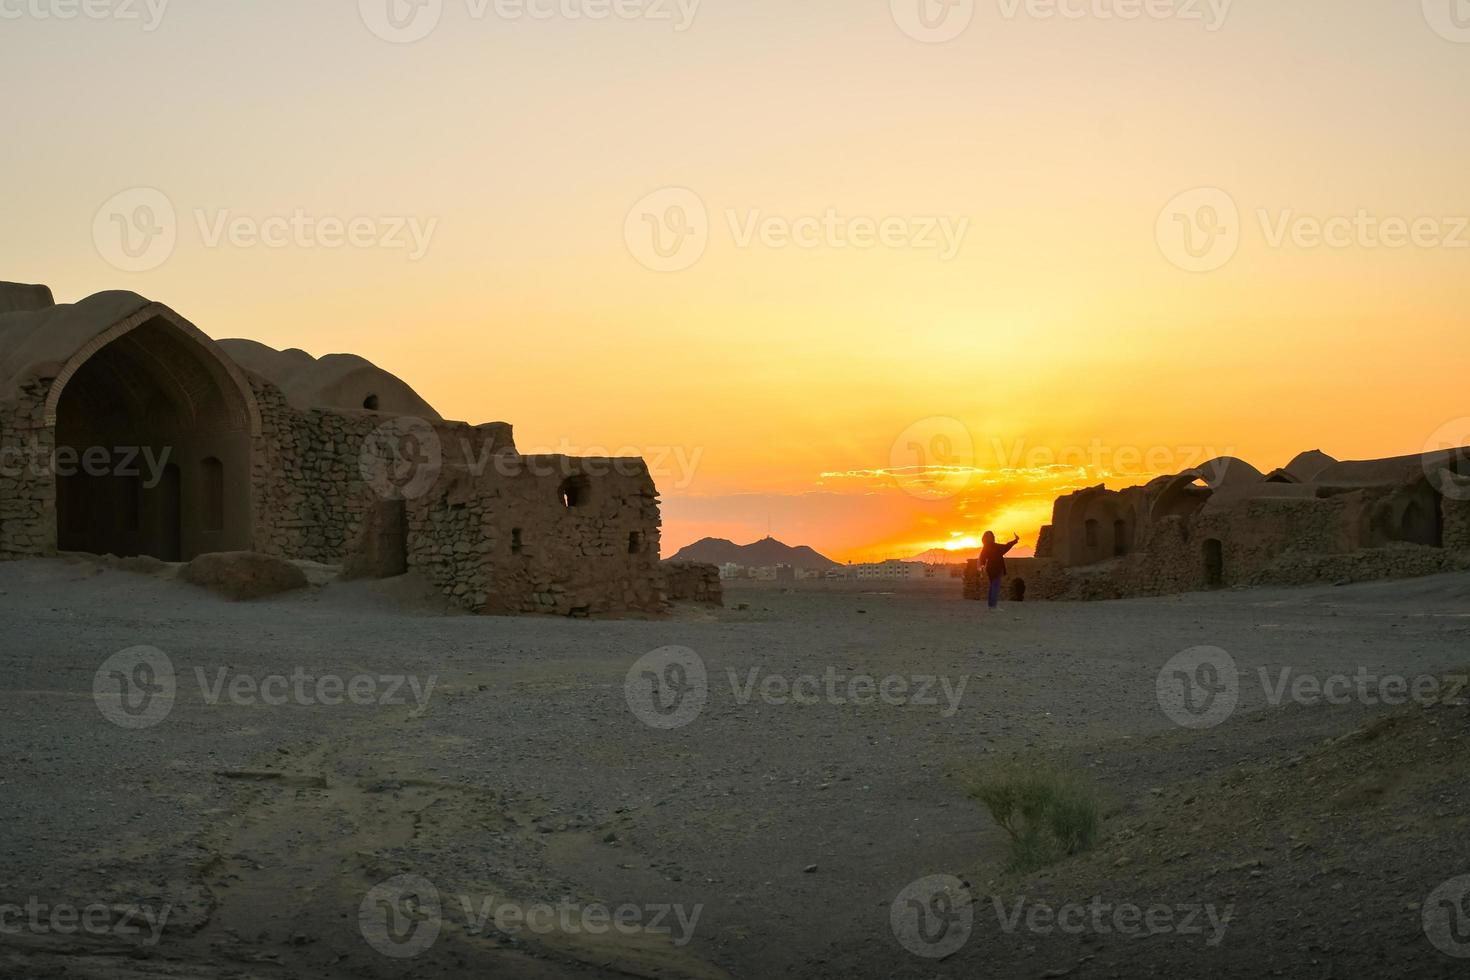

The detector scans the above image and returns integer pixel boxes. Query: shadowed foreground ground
[2,560,1469,978]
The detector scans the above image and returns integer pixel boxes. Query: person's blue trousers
[987,576,1002,608]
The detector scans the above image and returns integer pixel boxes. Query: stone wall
[0,380,55,559]
[661,560,723,605]
[250,379,384,563]
[1024,488,1470,602]
[404,456,664,616]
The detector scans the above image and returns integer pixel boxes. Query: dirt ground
[2,559,1469,978]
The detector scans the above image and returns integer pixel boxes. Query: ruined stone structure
[1007,449,1470,601]
[660,560,724,605]
[0,284,666,615]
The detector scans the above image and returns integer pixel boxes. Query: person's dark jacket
[979,538,1016,578]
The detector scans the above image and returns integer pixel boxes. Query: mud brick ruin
[971,450,1470,602]
[0,284,670,615]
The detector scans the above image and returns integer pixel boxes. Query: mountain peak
[669,536,839,570]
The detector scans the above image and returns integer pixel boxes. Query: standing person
[979,531,1020,610]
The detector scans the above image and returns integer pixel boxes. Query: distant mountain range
[669,536,840,571]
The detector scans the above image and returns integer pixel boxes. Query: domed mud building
[0,283,665,615]
[1006,447,1470,600]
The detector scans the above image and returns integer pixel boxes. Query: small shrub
[967,764,1100,873]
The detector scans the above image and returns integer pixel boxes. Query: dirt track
[3,559,1469,978]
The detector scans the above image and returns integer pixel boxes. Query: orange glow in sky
[6,3,1469,563]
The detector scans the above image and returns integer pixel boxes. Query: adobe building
[0,284,666,615]
[982,448,1470,601]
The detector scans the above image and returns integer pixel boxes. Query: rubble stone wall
[662,561,723,605]
[0,380,56,560]
[404,457,664,616]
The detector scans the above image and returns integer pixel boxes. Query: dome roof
[216,338,441,419]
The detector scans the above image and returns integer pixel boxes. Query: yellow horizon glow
[5,3,1469,564]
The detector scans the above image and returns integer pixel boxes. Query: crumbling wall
[662,560,723,605]
[404,456,664,616]
[250,380,385,563]
[0,380,56,559]
[249,379,512,568]
[1024,486,1470,601]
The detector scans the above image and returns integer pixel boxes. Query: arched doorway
[49,311,256,561]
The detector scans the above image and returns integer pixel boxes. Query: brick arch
[46,304,259,561]
[43,303,260,435]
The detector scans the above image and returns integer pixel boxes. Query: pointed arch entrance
[46,306,259,561]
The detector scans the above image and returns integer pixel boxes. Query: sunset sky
[5,1,1470,561]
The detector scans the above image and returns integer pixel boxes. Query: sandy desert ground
[3,559,1470,978]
